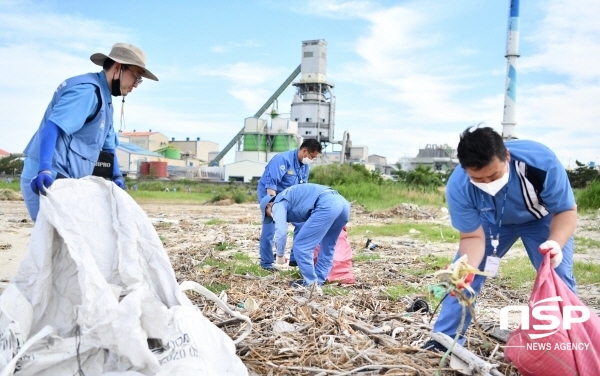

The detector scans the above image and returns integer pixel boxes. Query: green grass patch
[0,181,21,191]
[129,190,212,204]
[203,282,230,294]
[322,286,352,296]
[574,236,600,254]
[153,221,173,229]
[574,261,600,285]
[382,283,444,311]
[214,241,236,251]
[280,268,303,279]
[403,254,453,277]
[497,256,600,289]
[335,183,445,211]
[353,252,382,262]
[126,180,257,204]
[382,284,422,300]
[497,256,536,290]
[350,223,459,243]
[206,219,227,225]
[199,252,272,277]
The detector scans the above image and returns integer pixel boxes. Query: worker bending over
[260,183,350,291]
[424,126,577,352]
[256,139,322,271]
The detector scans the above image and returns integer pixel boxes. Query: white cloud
[522,0,600,82]
[210,40,262,54]
[204,62,281,86]
[290,0,374,18]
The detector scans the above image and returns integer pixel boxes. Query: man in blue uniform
[20,43,158,221]
[260,183,350,290]
[424,127,577,352]
[256,139,322,271]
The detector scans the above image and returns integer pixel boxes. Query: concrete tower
[290,40,336,143]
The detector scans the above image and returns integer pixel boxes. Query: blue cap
[260,195,276,224]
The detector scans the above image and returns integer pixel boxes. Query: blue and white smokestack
[502,0,520,140]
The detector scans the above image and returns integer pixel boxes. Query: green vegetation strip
[574,236,600,254]
[497,256,600,290]
[309,164,446,210]
[200,253,270,278]
[206,219,227,225]
[350,223,459,243]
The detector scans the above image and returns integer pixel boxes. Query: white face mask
[302,157,314,165]
[470,170,509,196]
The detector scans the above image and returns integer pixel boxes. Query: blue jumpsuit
[434,140,577,343]
[256,149,309,268]
[269,183,350,286]
[21,72,117,221]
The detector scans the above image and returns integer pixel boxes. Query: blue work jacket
[273,183,333,223]
[23,72,115,179]
[257,149,309,199]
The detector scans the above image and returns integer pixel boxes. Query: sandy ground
[2,198,599,305]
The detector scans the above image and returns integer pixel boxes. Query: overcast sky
[0,0,598,167]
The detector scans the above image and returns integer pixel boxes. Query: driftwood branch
[431,332,503,376]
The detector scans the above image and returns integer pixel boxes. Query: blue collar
[292,149,308,183]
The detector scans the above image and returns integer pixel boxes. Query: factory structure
[399,144,459,173]
[111,39,455,182]
[214,39,357,183]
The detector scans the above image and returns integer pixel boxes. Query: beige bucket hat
[90,43,158,81]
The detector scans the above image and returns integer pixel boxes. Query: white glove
[539,240,562,268]
[276,255,287,265]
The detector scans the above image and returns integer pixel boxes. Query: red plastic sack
[505,252,600,375]
[313,226,355,284]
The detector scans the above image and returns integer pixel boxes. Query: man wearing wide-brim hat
[21,43,158,221]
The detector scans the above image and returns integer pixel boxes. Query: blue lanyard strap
[483,188,508,247]
[295,165,306,183]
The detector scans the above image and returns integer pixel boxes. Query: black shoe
[421,339,448,353]
[289,279,305,288]
[288,260,298,267]
[261,266,278,273]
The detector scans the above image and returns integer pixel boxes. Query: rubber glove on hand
[276,255,287,265]
[539,240,562,268]
[30,171,54,196]
[113,176,126,190]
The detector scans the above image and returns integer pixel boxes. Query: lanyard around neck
[482,187,508,255]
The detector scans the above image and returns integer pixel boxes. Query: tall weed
[309,164,445,210]
[576,180,600,211]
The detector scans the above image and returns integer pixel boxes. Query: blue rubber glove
[39,120,60,172]
[113,175,125,190]
[30,171,54,195]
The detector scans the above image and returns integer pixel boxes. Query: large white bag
[0,177,250,375]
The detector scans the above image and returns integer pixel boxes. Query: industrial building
[168,137,219,165]
[115,131,220,178]
[399,144,459,172]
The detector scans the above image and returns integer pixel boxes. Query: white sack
[0,177,249,375]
